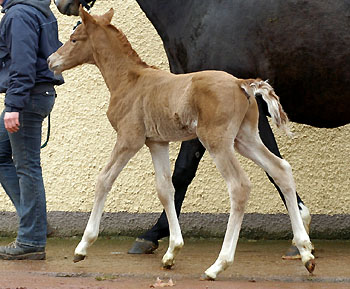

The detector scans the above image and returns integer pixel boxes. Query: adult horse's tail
[240,79,292,136]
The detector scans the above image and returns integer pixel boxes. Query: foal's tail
[240,79,292,136]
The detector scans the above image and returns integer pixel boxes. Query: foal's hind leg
[256,97,311,259]
[74,139,143,262]
[146,141,184,268]
[235,129,315,273]
[199,139,251,280]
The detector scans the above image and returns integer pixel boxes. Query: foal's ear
[103,8,114,24]
[79,5,96,26]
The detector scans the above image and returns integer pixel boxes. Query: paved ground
[0,237,349,289]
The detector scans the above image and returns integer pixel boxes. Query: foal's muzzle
[47,54,61,74]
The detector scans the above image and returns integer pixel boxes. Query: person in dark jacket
[0,0,63,260]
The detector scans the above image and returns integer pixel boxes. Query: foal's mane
[104,22,154,69]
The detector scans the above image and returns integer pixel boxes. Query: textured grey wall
[1,212,350,239]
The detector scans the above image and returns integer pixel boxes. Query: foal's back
[113,68,251,143]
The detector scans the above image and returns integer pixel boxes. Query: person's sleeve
[4,14,39,112]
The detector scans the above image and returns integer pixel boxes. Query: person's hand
[4,112,20,133]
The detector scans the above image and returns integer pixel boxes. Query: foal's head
[48,7,114,75]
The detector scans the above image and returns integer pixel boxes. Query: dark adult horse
[54,0,350,257]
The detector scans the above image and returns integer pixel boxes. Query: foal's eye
[71,39,77,44]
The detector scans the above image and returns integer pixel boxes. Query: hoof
[162,264,173,270]
[73,254,86,263]
[162,255,175,270]
[282,245,301,260]
[128,238,158,254]
[305,259,316,273]
[200,273,215,281]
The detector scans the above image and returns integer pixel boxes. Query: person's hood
[2,0,51,17]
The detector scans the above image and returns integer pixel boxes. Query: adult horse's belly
[138,0,350,128]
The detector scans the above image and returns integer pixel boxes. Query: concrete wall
[0,1,349,238]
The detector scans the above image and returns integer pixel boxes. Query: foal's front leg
[74,140,143,262]
[147,141,184,268]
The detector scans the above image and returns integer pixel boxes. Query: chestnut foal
[48,7,315,280]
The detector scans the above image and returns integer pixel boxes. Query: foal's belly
[145,118,198,142]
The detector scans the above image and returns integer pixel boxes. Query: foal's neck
[92,25,151,93]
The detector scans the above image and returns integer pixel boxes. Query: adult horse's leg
[256,95,312,259]
[146,141,184,268]
[74,138,144,262]
[235,122,315,273]
[128,138,205,254]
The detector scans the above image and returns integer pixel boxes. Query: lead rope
[41,93,57,149]
[41,113,50,149]
[73,0,96,31]
[79,0,96,12]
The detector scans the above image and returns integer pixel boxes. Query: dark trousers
[0,86,55,247]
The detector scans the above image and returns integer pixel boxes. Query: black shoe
[128,238,159,254]
[0,241,46,260]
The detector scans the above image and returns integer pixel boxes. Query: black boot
[128,238,159,254]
